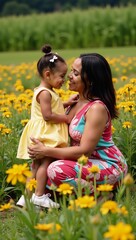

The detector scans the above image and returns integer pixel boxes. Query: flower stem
[78,164,83,197]
[93,174,97,202]
[93,227,98,240]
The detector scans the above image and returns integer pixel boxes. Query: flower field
[0,55,136,239]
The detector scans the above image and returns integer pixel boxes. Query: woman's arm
[28,103,108,160]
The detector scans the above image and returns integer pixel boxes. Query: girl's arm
[38,90,68,123]
[63,94,79,108]
[28,103,108,160]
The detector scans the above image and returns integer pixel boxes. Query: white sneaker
[31,193,60,208]
[16,195,26,207]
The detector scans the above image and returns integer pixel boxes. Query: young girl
[16,44,76,208]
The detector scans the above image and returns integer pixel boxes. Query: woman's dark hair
[79,53,118,119]
[37,44,66,77]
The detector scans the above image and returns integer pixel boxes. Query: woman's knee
[47,160,77,184]
[47,160,63,179]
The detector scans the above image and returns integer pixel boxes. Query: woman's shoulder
[88,100,108,112]
[87,101,107,116]
[82,100,105,114]
[87,100,110,123]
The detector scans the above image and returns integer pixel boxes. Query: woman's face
[68,58,84,93]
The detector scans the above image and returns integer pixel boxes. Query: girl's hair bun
[41,44,52,55]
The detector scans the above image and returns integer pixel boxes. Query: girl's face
[68,58,84,93]
[43,62,68,89]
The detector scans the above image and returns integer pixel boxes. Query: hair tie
[45,52,52,56]
[49,55,58,62]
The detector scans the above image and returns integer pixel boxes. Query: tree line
[0,0,136,16]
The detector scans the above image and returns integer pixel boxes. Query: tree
[2,1,32,16]
[78,0,90,9]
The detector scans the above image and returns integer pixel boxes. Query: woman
[28,53,128,197]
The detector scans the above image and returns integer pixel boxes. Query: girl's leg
[26,160,40,197]
[16,160,40,207]
[31,158,60,208]
[35,157,53,196]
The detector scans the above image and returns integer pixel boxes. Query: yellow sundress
[17,86,68,159]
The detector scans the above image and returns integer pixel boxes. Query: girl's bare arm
[38,90,68,123]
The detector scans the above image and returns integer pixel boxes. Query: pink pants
[46,159,127,193]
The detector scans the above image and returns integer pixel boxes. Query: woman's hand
[28,137,46,160]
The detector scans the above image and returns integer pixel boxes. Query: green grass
[0,190,136,240]
[0,46,136,65]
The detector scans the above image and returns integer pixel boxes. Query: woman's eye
[70,69,79,76]
[74,71,78,76]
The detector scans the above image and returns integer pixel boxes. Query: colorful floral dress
[47,100,128,193]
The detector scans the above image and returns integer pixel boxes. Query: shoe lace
[45,193,51,198]
[44,193,58,205]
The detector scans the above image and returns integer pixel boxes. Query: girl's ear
[43,70,50,78]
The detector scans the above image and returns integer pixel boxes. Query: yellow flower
[2,128,12,135]
[26,75,32,80]
[34,223,61,233]
[8,77,12,81]
[2,111,12,118]
[97,184,113,192]
[26,178,37,191]
[111,125,116,134]
[78,154,88,165]
[117,206,128,216]
[69,195,96,209]
[57,183,74,195]
[0,123,6,131]
[7,94,16,104]
[0,107,9,112]
[104,222,135,240]
[112,78,118,83]
[122,121,132,128]
[21,119,29,126]
[133,111,136,116]
[6,163,32,185]
[88,165,100,174]
[15,85,24,92]
[123,173,134,186]
[0,202,13,211]
[121,76,128,81]
[100,200,118,215]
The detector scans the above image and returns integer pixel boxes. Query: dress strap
[34,87,59,100]
[75,101,94,118]
[76,100,111,121]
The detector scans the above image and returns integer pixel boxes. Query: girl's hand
[67,94,79,106]
[28,137,46,160]
[63,94,79,108]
